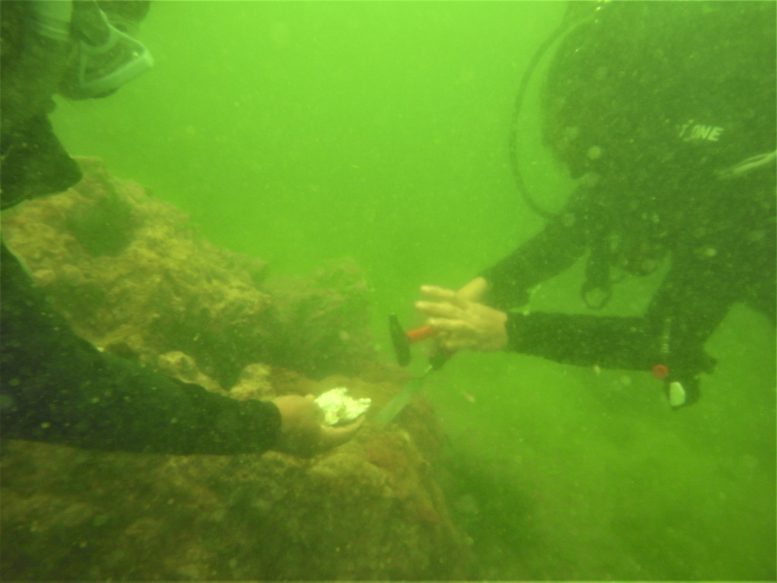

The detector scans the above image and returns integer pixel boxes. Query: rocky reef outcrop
[0,159,473,580]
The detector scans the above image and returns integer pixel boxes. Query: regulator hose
[508,6,602,219]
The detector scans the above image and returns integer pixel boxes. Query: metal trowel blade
[373,366,432,427]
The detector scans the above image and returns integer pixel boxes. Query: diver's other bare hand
[272,395,364,456]
[415,284,508,352]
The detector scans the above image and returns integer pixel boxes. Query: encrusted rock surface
[0,159,473,580]
[2,158,376,386]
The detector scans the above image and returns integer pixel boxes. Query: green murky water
[50,2,775,579]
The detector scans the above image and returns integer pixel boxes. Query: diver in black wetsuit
[0,1,361,454]
[416,1,776,408]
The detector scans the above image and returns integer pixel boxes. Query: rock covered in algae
[0,375,473,579]
[0,159,474,580]
[1,157,377,385]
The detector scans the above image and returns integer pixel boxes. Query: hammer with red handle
[374,315,450,426]
[389,314,449,369]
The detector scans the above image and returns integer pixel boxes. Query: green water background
[52,2,776,579]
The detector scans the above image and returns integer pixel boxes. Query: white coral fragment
[315,387,371,426]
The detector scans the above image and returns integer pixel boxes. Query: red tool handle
[405,325,436,343]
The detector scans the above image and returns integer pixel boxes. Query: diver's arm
[419,258,722,406]
[505,247,729,374]
[0,244,281,454]
[504,312,655,369]
[418,285,658,369]
[504,253,728,404]
[418,291,717,408]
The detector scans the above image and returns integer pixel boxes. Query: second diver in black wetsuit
[415,1,776,408]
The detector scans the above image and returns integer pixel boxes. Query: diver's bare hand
[415,283,508,352]
[457,276,489,303]
[272,395,364,456]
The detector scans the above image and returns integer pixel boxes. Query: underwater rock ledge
[0,159,473,580]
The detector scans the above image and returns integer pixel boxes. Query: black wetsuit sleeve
[503,246,734,392]
[505,312,653,369]
[0,243,282,454]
